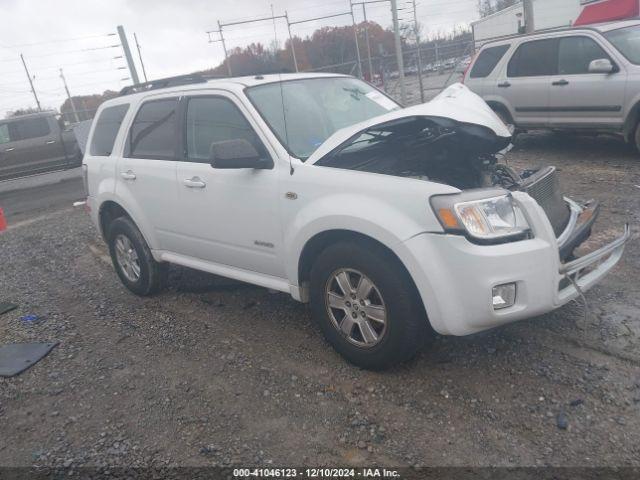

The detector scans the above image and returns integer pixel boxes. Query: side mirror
[588,58,614,74]
[209,139,273,169]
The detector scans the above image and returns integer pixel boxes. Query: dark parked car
[0,111,82,181]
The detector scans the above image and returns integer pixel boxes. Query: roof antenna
[271,4,294,175]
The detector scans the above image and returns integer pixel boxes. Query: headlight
[431,190,530,243]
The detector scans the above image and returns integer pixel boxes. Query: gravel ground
[1,127,640,469]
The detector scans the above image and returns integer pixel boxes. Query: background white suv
[84,73,628,369]
[464,19,640,152]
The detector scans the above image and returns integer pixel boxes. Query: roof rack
[118,73,223,96]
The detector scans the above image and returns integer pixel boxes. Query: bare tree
[477,0,519,17]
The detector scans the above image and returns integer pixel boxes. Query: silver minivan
[464,19,640,153]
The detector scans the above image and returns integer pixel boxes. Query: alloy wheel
[114,234,141,282]
[324,268,387,348]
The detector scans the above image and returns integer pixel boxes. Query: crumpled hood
[307,83,512,164]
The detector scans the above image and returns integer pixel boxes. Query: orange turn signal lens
[438,208,459,229]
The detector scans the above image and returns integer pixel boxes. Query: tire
[107,216,167,296]
[309,241,429,370]
[633,122,640,155]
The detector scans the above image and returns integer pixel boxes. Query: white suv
[464,20,640,151]
[84,73,629,369]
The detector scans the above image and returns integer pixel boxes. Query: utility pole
[390,0,406,104]
[218,21,232,76]
[361,3,374,81]
[59,69,80,123]
[411,0,424,103]
[20,54,41,112]
[206,27,231,76]
[523,0,535,33]
[285,11,299,72]
[133,33,149,82]
[117,25,140,85]
[350,6,363,78]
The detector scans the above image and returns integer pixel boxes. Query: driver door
[548,35,626,128]
[173,93,284,278]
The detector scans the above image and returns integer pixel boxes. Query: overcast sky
[0,0,479,117]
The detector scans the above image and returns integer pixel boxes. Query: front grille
[520,166,570,237]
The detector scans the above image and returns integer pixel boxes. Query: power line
[0,33,117,49]
[27,44,122,59]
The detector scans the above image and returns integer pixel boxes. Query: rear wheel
[309,241,429,370]
[633,122,640,155]
[107,217,167,296]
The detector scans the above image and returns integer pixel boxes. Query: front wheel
[107,216,167,296]
[309,241,429,370]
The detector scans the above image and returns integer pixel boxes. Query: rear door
[494,38,559,127]
[548,35,626,129]
[116,96,180,251]
[465,43,511,97]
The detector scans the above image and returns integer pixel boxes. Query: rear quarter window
[89,104,130,156]
[469,44,510,78]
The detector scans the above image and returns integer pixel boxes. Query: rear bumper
[396,192,629,336]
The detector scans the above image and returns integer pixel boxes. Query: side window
[469,44,510,78]
[14,117,51,140]
[127,98,178,159]
[90,104,130,156]
[558,36,611,75]
[0,124,9,145]
[507,38,558,77]
[185,96,267,163]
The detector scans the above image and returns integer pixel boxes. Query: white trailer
[472,0,583,47]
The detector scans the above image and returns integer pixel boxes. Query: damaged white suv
[84,73,629,369]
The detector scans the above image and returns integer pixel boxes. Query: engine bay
[315,115,526,190]
[315,115,571,236]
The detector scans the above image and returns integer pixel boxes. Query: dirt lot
[1,130,639,470]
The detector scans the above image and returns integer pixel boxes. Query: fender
[484,98,515,124]
[286,195,423,280]
[95,191,158,252]
[285,194,446,329]
[283,162,456,282]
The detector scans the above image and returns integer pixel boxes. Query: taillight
[461,52,477,84]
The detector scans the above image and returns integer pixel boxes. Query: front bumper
[396,192,630,336]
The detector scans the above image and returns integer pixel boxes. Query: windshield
[246,77,400,160]
[604,25,640,65]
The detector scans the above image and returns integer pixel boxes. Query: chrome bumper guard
[557,224,630,302]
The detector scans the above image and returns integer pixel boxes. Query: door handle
[4,147,15,152]
[497,81,511,88]
[183,177,206,188]
[552,79,569,86]
[45,140,56,144]
[120,170,136,180]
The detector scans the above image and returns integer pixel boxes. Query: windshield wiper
[342,87,366,101]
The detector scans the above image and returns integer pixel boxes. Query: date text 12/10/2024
[233,468,401,478]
